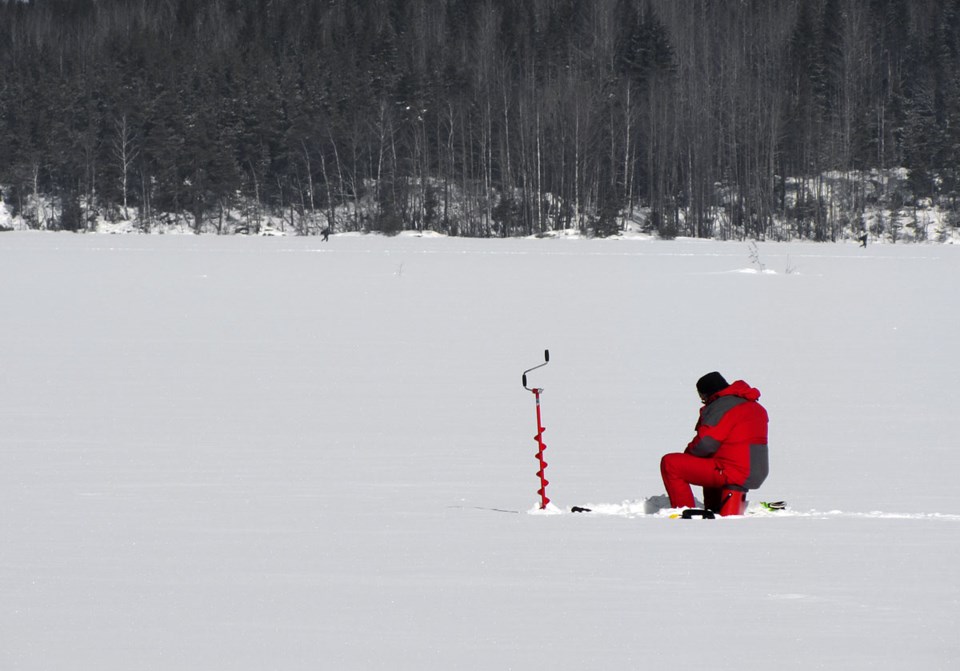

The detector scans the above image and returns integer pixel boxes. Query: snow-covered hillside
[1,232,957,670]
[3,168,960,243]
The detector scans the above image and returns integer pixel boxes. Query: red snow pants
[660,452,732,509]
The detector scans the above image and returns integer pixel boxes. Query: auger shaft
[532,387,550,509]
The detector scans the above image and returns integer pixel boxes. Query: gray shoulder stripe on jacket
[701,395,747,427]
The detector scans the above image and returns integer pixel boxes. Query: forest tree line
[1,0,959,239]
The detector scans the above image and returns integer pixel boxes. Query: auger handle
[522,349,550,390]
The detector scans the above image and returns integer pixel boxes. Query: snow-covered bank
[3,175,960,243]
[1,233,958,670]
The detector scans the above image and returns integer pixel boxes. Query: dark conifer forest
[2,0,959,238]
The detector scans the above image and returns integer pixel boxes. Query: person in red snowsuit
[660,372,769,511]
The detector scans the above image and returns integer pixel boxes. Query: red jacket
[685,380,769,489]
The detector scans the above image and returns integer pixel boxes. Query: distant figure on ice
[660,372,769,515]
[859,232,868,247]
[321,227,331,242]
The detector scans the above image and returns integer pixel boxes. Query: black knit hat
[696,372,729,399]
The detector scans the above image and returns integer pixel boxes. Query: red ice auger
[522,350,551,510]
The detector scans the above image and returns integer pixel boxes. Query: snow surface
[1,232,958,670]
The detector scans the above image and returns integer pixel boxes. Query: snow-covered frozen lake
[1,232,958,670]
